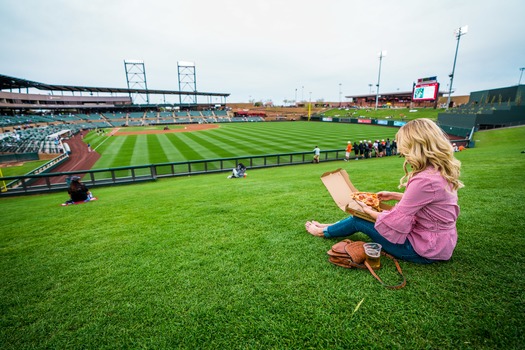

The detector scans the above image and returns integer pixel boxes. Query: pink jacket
[374,167,459,260]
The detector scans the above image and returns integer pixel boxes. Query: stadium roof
[0,74,230,97]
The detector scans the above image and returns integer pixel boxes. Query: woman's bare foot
[305,221,324,237]
[311,221,331,228]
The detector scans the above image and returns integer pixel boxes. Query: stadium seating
[0,107,263,156]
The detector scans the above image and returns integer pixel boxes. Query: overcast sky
[1,0,524,104]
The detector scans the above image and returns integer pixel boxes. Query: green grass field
[322,106,442,120]
[0,159,49,177]
[86,122,399,168]
[1,123,524,349]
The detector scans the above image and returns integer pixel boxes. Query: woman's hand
[377,191,403,201]
[356,200,379,220]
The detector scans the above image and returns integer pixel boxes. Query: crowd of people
[312,138,398,164]
[349,138,397,160]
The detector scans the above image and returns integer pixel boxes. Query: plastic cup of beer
[363,243,382,269]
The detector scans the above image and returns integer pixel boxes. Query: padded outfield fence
[0,149,346,197]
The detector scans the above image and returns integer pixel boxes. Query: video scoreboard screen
[413,77,439,101]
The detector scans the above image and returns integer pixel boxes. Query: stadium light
[124,59,144,64]
[339,83,342,106]
[375,50,387,110]
[178,61,195,67]
[446,25,468,110]
[519,67,525,85]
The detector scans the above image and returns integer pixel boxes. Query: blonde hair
[396,118,464,191]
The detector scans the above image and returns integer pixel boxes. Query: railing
[0,149,346,197]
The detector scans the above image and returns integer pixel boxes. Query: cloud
[1,0,524,103]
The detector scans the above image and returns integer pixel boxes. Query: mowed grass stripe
[156,134,182,162]
[88,133,117,155]
[226,123,334,153]
[195,129,264,158]
[194,127,265,156]
[287,123,393,151]
[286,123,361,148]
[224,123,342,153]
[165,133,206,160]
[213,122,344,154]
[180,131,238,159]
[146,134,169,164]
[213,128,284,155]
[232,125,304,152]
[91,135,128,169]
[173,133,220,159]
[86,133,108,151]
[211,125,299,156]
[130,135,151,165]
[109,135,137,168]
[213,125,295,155]
[163,134,186,161]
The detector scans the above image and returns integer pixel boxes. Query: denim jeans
[324,216,434,264]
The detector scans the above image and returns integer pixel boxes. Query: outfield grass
[322,107,442,121]
[0,160,49,177]
[86,122,399,168]
[1,125,524,349]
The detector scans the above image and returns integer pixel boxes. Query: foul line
[93,128,119,152]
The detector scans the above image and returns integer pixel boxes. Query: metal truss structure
[124,60,149,104]
[177,61,197,107]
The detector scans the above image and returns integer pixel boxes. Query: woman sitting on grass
[305,118,464,263]
[228,163,247,179]
[65,176,93,204]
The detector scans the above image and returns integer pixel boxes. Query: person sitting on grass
[305,118,464,264]
[65,176,93,204]
[227,163,247,179]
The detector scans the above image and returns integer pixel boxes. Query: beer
[363,243,382,269]
[365,251,381,269]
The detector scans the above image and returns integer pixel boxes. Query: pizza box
[320,168,393,223]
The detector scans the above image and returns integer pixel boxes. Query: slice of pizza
[351,192,382,212]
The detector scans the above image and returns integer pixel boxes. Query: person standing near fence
[344,141,352,161]
[313,145,321,163]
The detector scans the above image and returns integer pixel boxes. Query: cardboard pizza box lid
[320,168,392,223]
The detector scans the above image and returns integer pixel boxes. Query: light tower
[339,83,342,107]
[124,59,149,104]
[177,61,197,107]
[375,50,387,110]
[446,25,468,110]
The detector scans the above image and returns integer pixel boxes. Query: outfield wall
[303,115,407,128]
